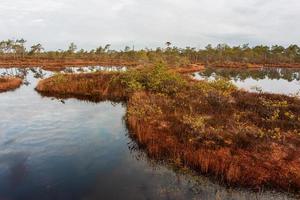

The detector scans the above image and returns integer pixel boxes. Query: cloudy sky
[0,0,299,50]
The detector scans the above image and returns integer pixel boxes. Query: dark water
[0,67,297,200]
[193,67,300,96]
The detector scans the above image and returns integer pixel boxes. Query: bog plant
[181,114,206,133]
[119,64,187,95]
[35,63,300,192]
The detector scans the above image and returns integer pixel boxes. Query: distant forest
[1,39,300,66]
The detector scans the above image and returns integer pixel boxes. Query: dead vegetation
[127,91,300,192]
[0,77,22,92]
[209,61,300,68]
[36,72,129,102]
[0,58,137,71]
[2,39,300,69]
[35,65,300,192]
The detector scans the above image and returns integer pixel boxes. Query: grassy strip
[36,72,129,102]
[36,65,300,192]
[0,58,138,71]
[0,77,22,93]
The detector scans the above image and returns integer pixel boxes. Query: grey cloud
[0,0,299,50]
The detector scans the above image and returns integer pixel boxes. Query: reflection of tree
[198,68,300,82]
[1,68,28,78]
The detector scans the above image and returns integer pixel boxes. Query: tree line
[1,39,300,66]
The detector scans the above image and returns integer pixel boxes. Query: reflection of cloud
[0,152,29,189]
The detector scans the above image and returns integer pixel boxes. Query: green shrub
[119,64,187,95]
[52,73,68,84]
[118,70,144,92]
[180,114,206,133]
[209,78,237,93]
[195,78,236,95]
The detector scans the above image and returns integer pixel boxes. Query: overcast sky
[0,0,299,50]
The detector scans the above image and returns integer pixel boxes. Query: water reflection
[193,67,300,96]
[62,66,127,74]
[0,67,28,79]
[0,67,297,199]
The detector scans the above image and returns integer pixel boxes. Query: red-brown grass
[126,91,300,192]
[2,58,300,73]
[35,72,129,102]
[0,57,138,71]
[173,64,205,73]
[35,66,300,192]
[0,77,22,92]
[209,61,300,68]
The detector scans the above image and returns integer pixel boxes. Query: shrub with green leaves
[119,64,187,95]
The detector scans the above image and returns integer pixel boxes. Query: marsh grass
[36,65,300,192]
[36,72,128,102]
[0,77,22,92]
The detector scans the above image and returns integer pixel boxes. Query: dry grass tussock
[36,72,129,102]
[0,77,22,92]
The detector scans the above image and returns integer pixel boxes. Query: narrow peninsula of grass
[36,65,300,192]
[0,77,22,93]
[36,72,129,102]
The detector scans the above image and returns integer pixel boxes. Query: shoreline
[0,58,138,71]
[1,58,300,71]
[208,61,300,69]
[34,66,300,193]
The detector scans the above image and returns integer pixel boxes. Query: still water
[193,67,300,96]
[0,67,297,200]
